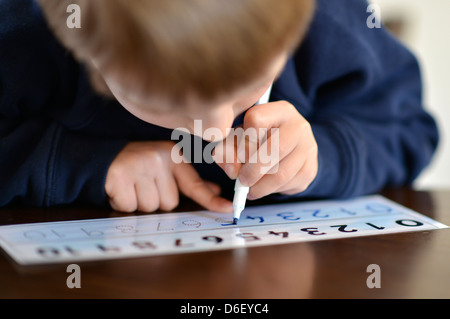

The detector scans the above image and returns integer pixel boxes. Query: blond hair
[38,0,314,103]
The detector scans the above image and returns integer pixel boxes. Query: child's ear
[89,69,114,98]
[82,58,114,99]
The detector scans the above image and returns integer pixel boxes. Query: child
[0,0,438,213]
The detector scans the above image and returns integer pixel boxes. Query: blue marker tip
[233,218,239,225]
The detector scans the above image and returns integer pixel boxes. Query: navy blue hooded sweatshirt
[0,0,439,207]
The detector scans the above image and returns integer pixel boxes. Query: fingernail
[224,164,235,178]
[238,175,249,186]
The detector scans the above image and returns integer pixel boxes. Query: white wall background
[371,0,450,190]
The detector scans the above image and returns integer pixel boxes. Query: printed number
[97,244,120,253]
[202,236,223,244]
[300,227,326,236]
[277,212,300,221]
[116,225,138,233]
[330,225,357,233]
[396,219,424,227]
[307,209,329,218]
[247,216,265,223]
[216,218,235,226]
[340,207,357,215]
[268,231,289,238]
[237,232,260,241]
[175,238,194,248]
[366,203,392,213]
[37,246,78,258]
[366,222,385,230]
[157,222,174,231]
[24,231,46,240]
[37,247,60,258]
[132,241,157,249]
[182,219,202,228]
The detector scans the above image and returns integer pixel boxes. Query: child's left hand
[214,100,318,199]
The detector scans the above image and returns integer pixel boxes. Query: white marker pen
[232,84,272,224]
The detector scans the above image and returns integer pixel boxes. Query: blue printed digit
[215,217,235,226]
[340,207,357,215]
[308,209,329,218]
[246,216,264,223]
[277,212,300,221]
[366,203,392,213]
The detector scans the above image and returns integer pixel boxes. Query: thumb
[212,137,241,180]
[174,162,233,213]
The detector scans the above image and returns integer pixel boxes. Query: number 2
[330,225,357,233]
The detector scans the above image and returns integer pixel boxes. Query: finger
[108,182,138,213]
[204,181,222,196]
[238,102,303,187]
[242,101,295,132]
[174,162,233,213]
[247,145,305,199]
[277,156,318,195]
[135,180,160,213]
[155,173,180,211]
[109,198,121,212]
[236,125,262,164]
[238,125,296,187]
[212,132,241,179]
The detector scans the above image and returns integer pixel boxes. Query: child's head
[38,0,314,136]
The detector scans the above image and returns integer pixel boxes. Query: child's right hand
[105,141,233,213]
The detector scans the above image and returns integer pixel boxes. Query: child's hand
[105,141,232,213]
[214,101,318,199]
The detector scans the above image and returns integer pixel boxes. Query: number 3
[300,227,326,235]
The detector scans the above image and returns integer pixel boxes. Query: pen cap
[234,178,249,191]
[233,178,249,208]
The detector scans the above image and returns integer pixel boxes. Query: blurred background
[371,0,450,190]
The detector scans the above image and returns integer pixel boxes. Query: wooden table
[0,187,449,299]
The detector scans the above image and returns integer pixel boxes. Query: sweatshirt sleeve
[273,0,439,199]
[0,0,128,207]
